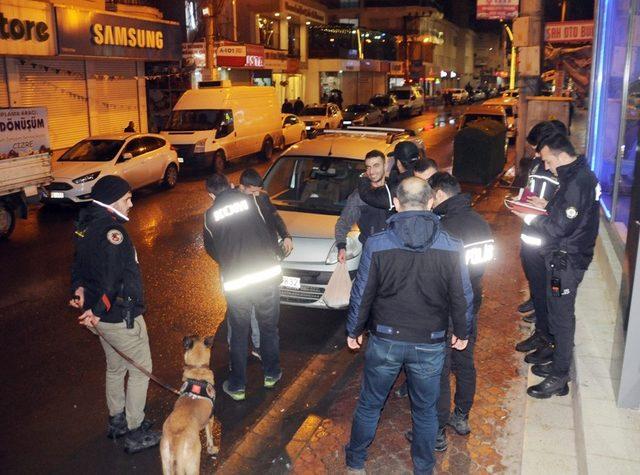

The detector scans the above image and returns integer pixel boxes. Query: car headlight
[194,138,207,153]
[326,232,362,264]
[73,171,101,184]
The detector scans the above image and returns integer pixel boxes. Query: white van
[390,86,425,116]
[161,82,281,171]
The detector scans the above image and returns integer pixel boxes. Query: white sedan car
[44,133,180,204]
[299,103,343,132]
[278,114,307,148]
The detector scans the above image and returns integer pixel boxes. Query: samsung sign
[55,6,180,60]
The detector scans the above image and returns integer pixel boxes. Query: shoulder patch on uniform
[107,229,124,245]
[565,207,578,219]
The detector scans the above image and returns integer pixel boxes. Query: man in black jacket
[345,177,473,475]
[70,175,160,453]
[203,174,283,401]
[511,134,599,399]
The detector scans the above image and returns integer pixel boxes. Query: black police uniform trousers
[544,256,586,379]
[225,283,281,391]
[520,243,552,341]
[437,318,477,427]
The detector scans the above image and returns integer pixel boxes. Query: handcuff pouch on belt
[116,282,134,329]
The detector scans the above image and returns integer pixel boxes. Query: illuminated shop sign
[0,0,55,56]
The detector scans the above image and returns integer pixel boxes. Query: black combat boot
[524,344,554,364]
[448,407,471,435]
[518,298,534,313]
[531,362,553,378]
[123,422,161,454]
[527,375,569,399]
[515,331,546,353]
[107,412,128,439]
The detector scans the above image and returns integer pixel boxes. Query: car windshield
[164,109,225,131]
[344,105,369,113]
[58,140,124,162]
[301,106,326,116]
[393,90,411,99]
[263,156,366,215]
[370,96,390,107]
[462,114,504,127]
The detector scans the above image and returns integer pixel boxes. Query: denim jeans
[346,335,445,475]
[225,284,281,391]
[227,307,261,351]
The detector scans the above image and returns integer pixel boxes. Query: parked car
[278,114,306,148]
[299,103,343,131]
[261,127,425,308]
[341,104,383,127]
[161,82,281,171]
[44,133,179,204]
[471,90,487,102]
[484,97,518,139]
[391,86,425,116]
[445,88,470,104]
[369,94,400,122]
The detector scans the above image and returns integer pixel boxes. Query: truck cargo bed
[0,154,52,196]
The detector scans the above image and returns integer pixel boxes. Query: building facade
[0,0,182,151]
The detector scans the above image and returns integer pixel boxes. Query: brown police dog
[160,335,218,475]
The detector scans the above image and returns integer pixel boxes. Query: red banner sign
[477,0,519,21]
[545,21,594,44]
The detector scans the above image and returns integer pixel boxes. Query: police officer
[203,174,283,402]
[404,172,494,451]
[515,121,567,365]
[511,133,599,398]
[69,175,161,453]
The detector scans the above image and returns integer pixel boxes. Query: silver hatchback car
[262,127,425,308]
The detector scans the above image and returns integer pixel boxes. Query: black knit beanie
[91,175,131,204]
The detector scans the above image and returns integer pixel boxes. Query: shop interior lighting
[275,12,280,17]
[286,15,292,20]
[306,21,311,25]
[202,6,211,16]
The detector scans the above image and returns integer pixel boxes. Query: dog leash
[92,325,181,396]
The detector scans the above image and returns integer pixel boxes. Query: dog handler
[69,175,161,453]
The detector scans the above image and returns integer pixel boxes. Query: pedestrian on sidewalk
[203,174,283,401]
[400,173,493,450]
[345,177,473,475]
[69,175,161,453]
[511,133,599,398]
[232,168,294,360]
[281,99,293,114]
[515,121,566,365]
[294,97,304,116]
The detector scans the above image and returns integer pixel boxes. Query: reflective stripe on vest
[520,233,542,247]
[464,239,495,266]
[223,265,282,292]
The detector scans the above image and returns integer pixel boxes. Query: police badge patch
[565,207,578,219]
[107,229,124,245]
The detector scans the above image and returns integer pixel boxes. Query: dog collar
[180,379,215,415]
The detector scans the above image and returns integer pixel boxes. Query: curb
[216,319,361,474]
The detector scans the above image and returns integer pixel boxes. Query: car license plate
[51,191,64,199]
[281,276,301,290]
[178,157,184,163]
[343,120,352,125]
[305,126,312,130]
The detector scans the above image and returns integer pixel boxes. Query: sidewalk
[288,189,531,474]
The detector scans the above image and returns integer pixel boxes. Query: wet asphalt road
[0,111,459,474]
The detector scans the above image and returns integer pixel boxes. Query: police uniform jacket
[204,189,281,292]
[71,204,145,323]
[525,156,600,269]
[433,193,493,315]
[346,211,474,343]
[520,158,560,248]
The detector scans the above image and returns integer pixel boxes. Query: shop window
[288,22,300,57]
[258,16,279,49]
[320,72,343,101]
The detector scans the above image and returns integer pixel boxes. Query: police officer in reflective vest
[203,174,283,402]
[404,172,494,450]
[511,133,599,398]
[69,175,161,453]
[515,121,566,365]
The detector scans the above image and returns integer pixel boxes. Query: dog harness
[180,379,216,416]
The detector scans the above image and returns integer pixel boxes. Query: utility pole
[504,24,516,90]
[202,0,227,81]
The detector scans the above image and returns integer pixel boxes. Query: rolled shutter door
[92,61,139,135]
[19,60,89,150]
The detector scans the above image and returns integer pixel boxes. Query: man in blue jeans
[345,177,473,474]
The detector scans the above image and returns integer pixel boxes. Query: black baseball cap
[388,141,421,166]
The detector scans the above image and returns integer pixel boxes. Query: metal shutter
[19,60,89,150]
[0,60,9,108]
[92,61,140,135]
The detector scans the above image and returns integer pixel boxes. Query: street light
[504,24,516,90]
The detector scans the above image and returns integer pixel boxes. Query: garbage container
[452,119,507,185]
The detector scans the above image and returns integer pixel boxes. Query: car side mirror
[121,152,133,161]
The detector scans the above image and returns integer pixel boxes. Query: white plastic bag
[322,262,352,309]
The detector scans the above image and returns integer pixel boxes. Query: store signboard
[245,44,264,68]
[390,61,404,75]
[545,21,593,43]
[477,0,519,21]
[0,107,50,159]
[283,0,327,23]
[217,44,246,67]
[55,6,181,60]
[0,0,56,56]
[182,42,205,68]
